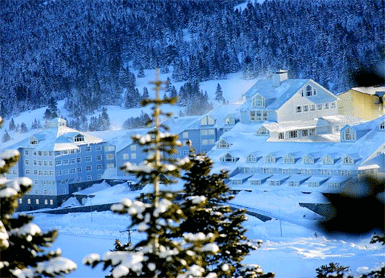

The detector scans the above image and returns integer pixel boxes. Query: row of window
[246,154,357,165]
[202,139,215,145]
[20,198,54,205]
[242,166,357,176]
[296,102,336,113]
[200,129,215,136]
[234,178,342,188]
[249,110,268,121]
[25,145,114,157]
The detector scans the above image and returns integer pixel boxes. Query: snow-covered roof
[286,175,310,182]
[305,176,330,183]
[229,173,253,180]
[5,118,103,151]
[248,174,272,181]
[350,86,385,96]
[241,78,337,111]
[208,116,385,174]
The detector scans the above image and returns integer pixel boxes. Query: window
[342,127,355,141]
[71,159,76,164]
[33,170,38,175]
[104,146,115,152]
[25,169,30,175]
[87,175,92,181]
[25,160,30,165]
[94,154,101,161]
[30,138,38,145]
[310,104,315,111]
[250,111,256,121]
[50,171,54,176]
[107,163,114,169]
[56,170,61,175]
[183,132,188,138]
[306,85,312,96]
[208,139,215,144]
[201,117,207,125]
[39,170,43,175]
[252,94,265,107]
[284,155,294,164]
[123,153,129,159]
[263,111,268,121]
[49,161,53,166]
[278,132,284,140]
[86,166,92,171]
[85,146,91,152]
[302,129,308,137]
[97,164,103,170]
[43,190,47,195]
[63,169,68,175]
[247,155,257,163]
[331,102,336,108]
[77,157,81,163]
[61,189,66,194]
[24,150,29,155]
[208,117,215,125]
[221,153,235,162]
[74,134,84,142]
[208,129,215,135]
[44,199,48,205]
[131,153,136,159]
[50,199,53,205]
[38,161,42,166]
[85,156,92,162]
[63,160,68,165]
[77,167,81,173]
[303,105,308,112]
[343,156,353,165]
[324,103,329,109]
[202,140,208,145]
[265,154,275,163]
[317,104,322,110]
[19,198,22,204]
[304,156,314,164]
[36,199,39,205]
[33,160,37,165]
[44,160,48,166]
[44,151,48,156]
[380,122,385,130]
[130,145,136,151]
[313,88,317,96]
[183,150,189,156]
[296,106,302,113]
[217,139,230,149]
[309,128,316,136]
[289,130,298,138]
[323,155,334,165]
[96,145,102,151]
[106,154,114,160]
[70,168,76,174]
[201,130,208,136]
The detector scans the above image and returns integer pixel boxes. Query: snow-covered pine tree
[178,147,274,278]
[84,70,219,278]
[142,86,149,101]
[100,107,111,131]
[20,122,28,133]
[0,117,76,277]
[215,83,225,103]
[2,129,11,143]
[8,118,16,131]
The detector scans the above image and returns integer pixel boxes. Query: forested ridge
[1,0,383,118]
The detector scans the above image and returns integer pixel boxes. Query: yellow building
[338,86,385,121]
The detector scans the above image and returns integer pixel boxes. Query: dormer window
[323,155,334,165]
[265,154,275,163]
[225,117,235,125]
[341,127,356,141]
[252,94,265,107]
[220,153,237,163]
[30,137,38,145]
[256,126,269,136]
[74,134,85,142]
[284,154,294,164]
[343,156,354,165]
[303,155,314,164]
[217,139,230,149]
[380,121,385,130]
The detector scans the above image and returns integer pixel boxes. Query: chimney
[273,70,289,87]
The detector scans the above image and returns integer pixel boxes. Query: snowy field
[32,204,384,278]
[31,183,385,278]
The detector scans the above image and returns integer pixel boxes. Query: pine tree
[2,129,11,143]
[8,118,16,131]
[20,122,28,133]
[137,66,145,78]
[100,107,110,131]
[0,117,76,277]
[84,70,219,277]
[142,86,149,100]
[215,83,225,103]
[47,97,58,118]
[178,148,274,278]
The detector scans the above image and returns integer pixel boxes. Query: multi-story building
[116,104,241,177]
[209,115,385,193]
[207,71,385,194]
[338,86,385,121]
[4,118,116,210]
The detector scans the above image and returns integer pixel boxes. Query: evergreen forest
[1,0,383,117]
